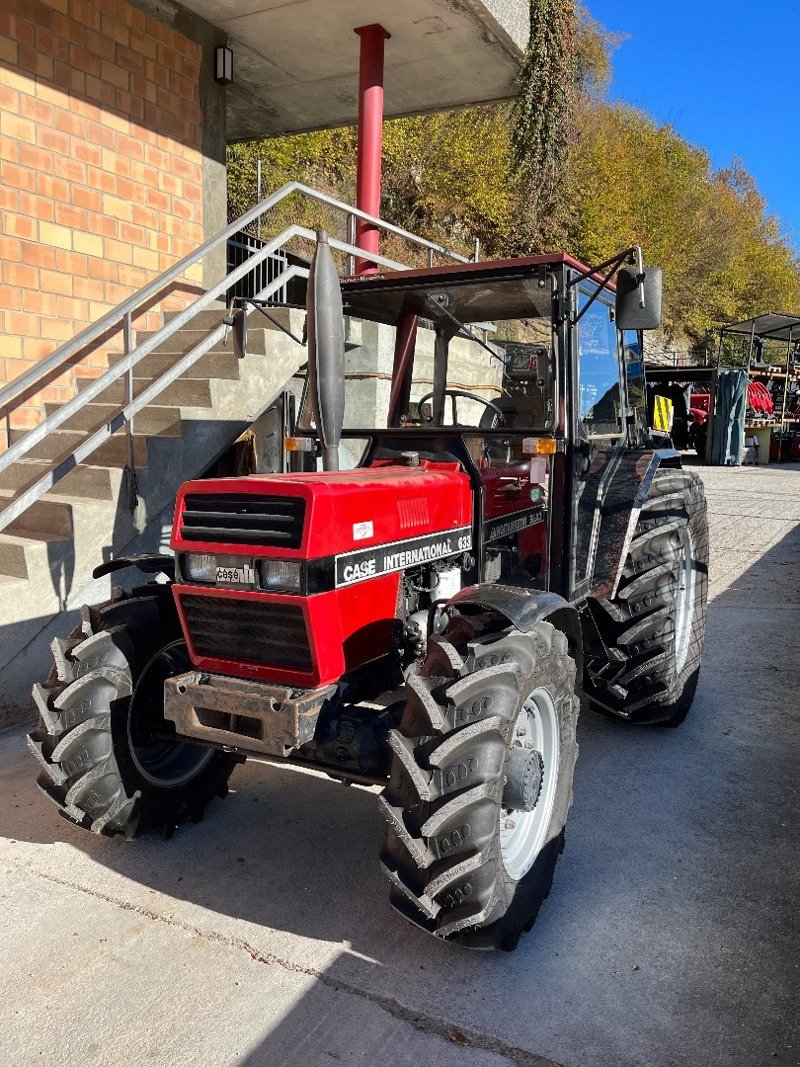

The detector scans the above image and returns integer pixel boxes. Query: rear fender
[590,447,680,600]
[447,585,583,681]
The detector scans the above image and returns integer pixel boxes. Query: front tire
[586,468,709,726]
[380,615,580,950]
[27,586,238,838]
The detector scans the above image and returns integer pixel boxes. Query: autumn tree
[567,102,800,344]
[226,6,800,345]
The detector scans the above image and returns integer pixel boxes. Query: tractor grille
[180,494,305,548]
[181,594,312,671]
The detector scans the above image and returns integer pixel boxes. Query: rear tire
[380,615,580,950]
[27,586,238,838]
[690,423,707,458]
[586,469,709,726]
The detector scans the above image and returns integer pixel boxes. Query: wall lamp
[214,45,233,86]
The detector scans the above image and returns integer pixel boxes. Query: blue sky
[587,0,800,247]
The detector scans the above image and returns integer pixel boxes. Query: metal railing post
[427,248,434,268]
[122,311,138,513]
[257,159,263,240]
[347,213,356,276]
[473,238,480,262]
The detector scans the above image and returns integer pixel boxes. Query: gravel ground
[0,462,798,1067]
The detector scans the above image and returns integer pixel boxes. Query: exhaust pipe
[306,230,345,472]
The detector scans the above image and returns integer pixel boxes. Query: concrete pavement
[0,463,798,1067]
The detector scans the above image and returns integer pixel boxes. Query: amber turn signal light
[522,437,557,456]
[284,436,316,453]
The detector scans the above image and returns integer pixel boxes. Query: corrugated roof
[722,312,800,342]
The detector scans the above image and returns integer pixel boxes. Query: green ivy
[512,0,577,218]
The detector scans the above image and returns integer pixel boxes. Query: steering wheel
[415,389,505,427]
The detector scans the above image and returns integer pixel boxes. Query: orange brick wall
[0,0,205,434]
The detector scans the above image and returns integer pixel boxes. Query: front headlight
[184,553,217,583]
[259,559,302,593]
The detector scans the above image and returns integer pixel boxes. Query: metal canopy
[180,0,528,140]
[722,312,800,342]
[644,365,714,384]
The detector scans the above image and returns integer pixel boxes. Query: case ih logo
[335,527,472,587]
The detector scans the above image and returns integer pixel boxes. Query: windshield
[298,274,556,435]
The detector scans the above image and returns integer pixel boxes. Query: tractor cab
[288,251,661,603]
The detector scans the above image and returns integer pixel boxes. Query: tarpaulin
[711,369,748,465]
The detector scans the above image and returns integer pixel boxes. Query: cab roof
[340,254,611,326]
[341,253,595,291]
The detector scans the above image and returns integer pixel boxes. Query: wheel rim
[499,688,560,881]
[127,640,214,789]
[674,527,695,674]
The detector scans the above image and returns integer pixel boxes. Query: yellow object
[284,436,315,453]
[522,437,558,455]
[652,394,674,432]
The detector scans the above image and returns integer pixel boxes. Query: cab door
[568,286,626,598]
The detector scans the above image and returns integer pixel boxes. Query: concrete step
[75,375,214,409]
[3,496,73,542]
[137,329,240,356]
[0,572,26,593]
[0,529,74,662]
[44,402,182,437]
[134,321,274,357]
[0,533,34,580]
[9,429,149,468]
[108,346,242,380]
[94,434,149,468]
[165,305,299,333]
[0,458,116,502]
[163,303,230,330]
[137,329,269,357]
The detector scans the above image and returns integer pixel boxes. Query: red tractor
[28,239,709,950]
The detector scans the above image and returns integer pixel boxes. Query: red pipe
[354,23,390,276]
[388,312,419,423]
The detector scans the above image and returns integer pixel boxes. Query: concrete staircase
[0,304,305,723]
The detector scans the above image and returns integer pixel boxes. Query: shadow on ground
[1,523,798,1066]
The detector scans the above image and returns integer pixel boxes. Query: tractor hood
[169,463,473,688]
[171,464,472,563]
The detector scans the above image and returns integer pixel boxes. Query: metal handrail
[0,265,308,534]
[0,219,420,532]
[0,181,472,412]
[0,225,407,479]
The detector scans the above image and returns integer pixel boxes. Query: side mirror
[615,266,663,331]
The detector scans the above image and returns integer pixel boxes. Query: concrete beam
[176,0,529,140]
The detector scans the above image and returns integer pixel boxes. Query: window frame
[575,285,625,442]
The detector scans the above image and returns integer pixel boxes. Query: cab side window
[577,293,623,438]
[622,329,646,439]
